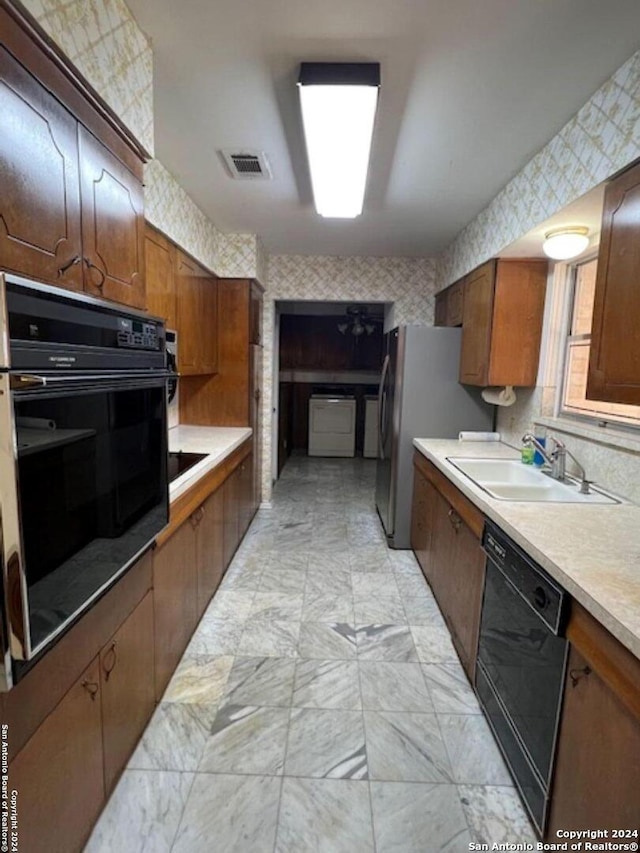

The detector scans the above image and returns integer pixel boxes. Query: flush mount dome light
[298,62,380,219]
[542,226,590,261]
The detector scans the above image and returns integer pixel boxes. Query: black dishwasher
[476,520,569,837]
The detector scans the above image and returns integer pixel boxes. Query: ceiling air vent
[220,149,272,180]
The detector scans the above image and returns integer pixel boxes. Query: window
[561,256,640,427]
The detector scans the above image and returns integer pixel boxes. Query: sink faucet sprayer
[521,433,592,494]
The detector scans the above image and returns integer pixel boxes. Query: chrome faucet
[521,433,592,493]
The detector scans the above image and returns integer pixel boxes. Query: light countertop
[168,425,252,502]
[413,438,640,660]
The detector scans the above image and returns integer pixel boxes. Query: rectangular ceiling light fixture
[298,62,380,219]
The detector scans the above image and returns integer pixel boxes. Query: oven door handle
[10,371,172,395]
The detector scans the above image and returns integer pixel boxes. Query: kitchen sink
[168,451,207,482]
[446,457,620,504]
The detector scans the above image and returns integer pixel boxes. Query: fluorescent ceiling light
[298,63,380,219]
[542,226,590,260]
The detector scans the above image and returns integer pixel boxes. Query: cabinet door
[250,282,263,344]
[446,515,485,679]
[0,45,83,290]
[78,126,145,308]
[196,487,225,617]
[9,658,104,853]
[459,260,496,385]
[434,290,448,326]
[145,225,176,328]
[100,591,155,793]
[411,468,429,570]
[446,279,464,326]
[223,467,241,569]
[152,519,198,700]
[587,160,640,405]
[176,252,218,375]
[548,646,640,831]
[429,489,456,610]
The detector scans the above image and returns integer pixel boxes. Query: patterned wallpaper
[436,49,640,288]
[260,254,437,499]
[21,0,154,154]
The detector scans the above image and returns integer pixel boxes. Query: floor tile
[185,619,245,656]
[128,703,216,772]
[354,593,407,624]
[305,568,352,595]
[198,704,289,775]
[84,769,193,853]
[351,573,399,597]
[238,619,300,657]
[265,550,309,572]
[458,784,536,844]
[302,591,354,622]
[172,774,281,853]
[276,777,374,853]
[356,624,419,661]
[285,708,368,779]
[222,657,296,706]
[439,714,512,784]
[258,566,307,594]
[306,552,351,573]
[292,660,361,709]
[204,590,255,620]
[410,625,460,663]
[297,622,358,659]
[371,781,470,853]
[422,663,482,714]
[350,547,392,573]
[359,661,434,712]
[249,591,304,621]
[364,710,453,782]
[163,655,234,705]
[220,563,263,591]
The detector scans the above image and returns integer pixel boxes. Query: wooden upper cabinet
[79,126,145,308]
[434,278,465,327]
[145,224,177,328]
[176,250,218,375]
[0,45,83,290]
[587,160,640,405]
[459,258,547,387]
[9,657,105,853]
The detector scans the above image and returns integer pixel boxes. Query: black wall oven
[0,274,169,690]
[476,520,569,837]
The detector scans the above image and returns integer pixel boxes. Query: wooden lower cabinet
[100,591,155,793]
[411,453,485,679]
[9,658,105,853]
[548,607,640,832]
[152,517,198,699]
[223,466,241,569]
[196,486,225,618]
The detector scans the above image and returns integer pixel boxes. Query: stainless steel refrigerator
[375,325,494,548]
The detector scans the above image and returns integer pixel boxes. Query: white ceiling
[127,0,640,258]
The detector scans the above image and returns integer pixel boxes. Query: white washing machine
[308,395,356,457]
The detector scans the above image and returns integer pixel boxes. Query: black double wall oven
[0,274,169,690]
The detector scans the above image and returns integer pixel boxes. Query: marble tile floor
[85,455,536,853]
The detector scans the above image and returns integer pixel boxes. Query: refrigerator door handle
[378,354,390,459]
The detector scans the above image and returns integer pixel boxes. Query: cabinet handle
[82,679,99,701]
[84,257,106,290]
[447,508,461,532]
[569,665,591,687]
[103,641,118,681]
[58,254,81,277]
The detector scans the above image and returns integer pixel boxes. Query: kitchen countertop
[413,438,640,660]
[168,425,252,502]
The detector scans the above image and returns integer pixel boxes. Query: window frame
[559,254,640,431]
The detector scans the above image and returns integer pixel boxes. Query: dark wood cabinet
[196,486,225,618]
[434,278,464,327]
[459,258,547,387]
[175,250,218,376]
[100,591,155,793]
[152,518,198,700]
[0,44,83,290]
[548,604,640,833]
[145,224,176,328]
[9,658,105,853]
[587,159,640,405]
[411,452,485,680]
[78,126,145,307]
[223,465,241,569]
